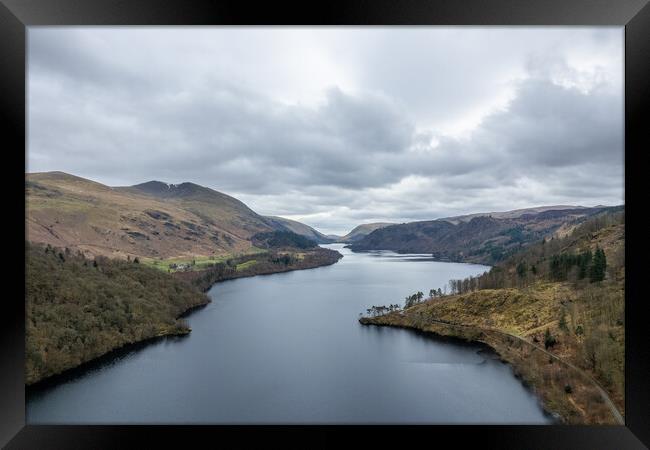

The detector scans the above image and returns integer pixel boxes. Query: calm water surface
[27,244,551,424]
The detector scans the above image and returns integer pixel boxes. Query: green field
[141,247,267,272]
[235,260,258,271]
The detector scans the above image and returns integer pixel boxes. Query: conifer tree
[516,261,528,278]
[578,249,592,279]
[590,247,606,282]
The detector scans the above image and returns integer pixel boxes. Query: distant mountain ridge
[336,222,395,243]
[26,172,329,260]
[349,205,622,264]
[27,172,620,266]
[261,216,334,244]
[441,205,592,224]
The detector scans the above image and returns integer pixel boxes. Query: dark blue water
[26,244,551,424]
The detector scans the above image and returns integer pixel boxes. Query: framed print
[1,0,649,448]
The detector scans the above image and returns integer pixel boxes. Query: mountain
[348,206,621,264]
[262,216,333,244]
[337,222,395,243]
[26,172,320,260]
[117,180,275,238]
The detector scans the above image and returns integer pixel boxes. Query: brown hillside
[26,171,277,260]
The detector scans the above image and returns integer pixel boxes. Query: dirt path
[425,317,624,425]
[521,320,559,336]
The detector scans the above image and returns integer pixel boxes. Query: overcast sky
[28,27,624,235]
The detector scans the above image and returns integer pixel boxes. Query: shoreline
[359,313,622,425]
[199,252,343,289]
[26,296,212,390]
[173,247,343,292]
[26,326,192,392]
[344,246,491,265]
[27,251,343,390]
[359,318,561,424]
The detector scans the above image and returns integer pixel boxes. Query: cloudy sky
[28,27,624,235]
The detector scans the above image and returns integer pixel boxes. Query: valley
[25,171,625,425]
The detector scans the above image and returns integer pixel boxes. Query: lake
[26,244,551,424]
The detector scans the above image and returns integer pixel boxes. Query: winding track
[390,313,625,425]
[486,324,625,425]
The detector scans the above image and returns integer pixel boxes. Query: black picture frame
[2,0,649,448]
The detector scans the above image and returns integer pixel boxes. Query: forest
[25,242,210,385]
[445,209,624,295]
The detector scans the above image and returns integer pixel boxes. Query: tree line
[363,304,402,317]
[361,287,450,317]
[548,247,606,282]
[444,211,621,295]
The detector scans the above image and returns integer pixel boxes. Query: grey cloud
[27,28,623,235]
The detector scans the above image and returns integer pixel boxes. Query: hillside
[26,172,329,261]
[25,241,210,386]
[337,222,394,243]
[251,230,319,250]
[349,206,620,264]
[262,216,333,244]
[361,209,625,424]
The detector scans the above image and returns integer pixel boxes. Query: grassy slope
[361,216,624,424]
[140,247,268,273]
[26,172,277,260]
[26,242,210,385]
